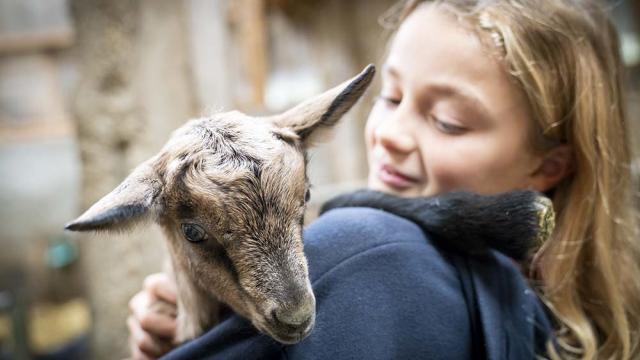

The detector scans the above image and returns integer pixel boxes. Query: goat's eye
[181,223,207,243]
[305,189,311,203]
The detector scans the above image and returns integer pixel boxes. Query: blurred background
[0,0,638,359]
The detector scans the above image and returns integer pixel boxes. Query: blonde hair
[386,0,640,358]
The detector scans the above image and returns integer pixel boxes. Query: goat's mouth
[254,311,315,345]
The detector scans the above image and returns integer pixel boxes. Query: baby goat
[66,65,376,344]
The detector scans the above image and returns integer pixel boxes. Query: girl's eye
[377,95,401,107]
[305,188,311,202]
[181,223,207,243]
[434,118,467,135]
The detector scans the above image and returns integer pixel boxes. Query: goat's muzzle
[259,287,316,344]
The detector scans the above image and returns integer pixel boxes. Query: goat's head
[66,65,375,344]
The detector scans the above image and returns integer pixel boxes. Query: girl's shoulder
[303,206,458,282]
[300,206,552,359]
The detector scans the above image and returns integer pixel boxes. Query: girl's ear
[529,144,574,192]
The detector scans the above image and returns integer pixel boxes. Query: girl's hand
[127,273,178,359]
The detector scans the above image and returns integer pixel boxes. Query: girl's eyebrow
[383,64,492,122]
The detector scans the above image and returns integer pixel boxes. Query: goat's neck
[163,238,221,343]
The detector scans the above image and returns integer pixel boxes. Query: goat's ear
[65,162,162,232]
[270,64,375,146]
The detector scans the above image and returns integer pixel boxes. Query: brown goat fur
[66,65,375,345]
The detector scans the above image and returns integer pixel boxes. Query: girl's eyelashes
[376,93,469,135]
[433,117,468,135]
[376,95,401,106]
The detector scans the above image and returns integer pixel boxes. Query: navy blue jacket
[162,207,552,359]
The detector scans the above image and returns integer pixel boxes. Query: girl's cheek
[429,164,464,193]
[427,151,483,193]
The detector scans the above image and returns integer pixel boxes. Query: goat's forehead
[160,114,307,210]
[166,114,296,159]
[164,163,307,234]
[188,152,307,199]
[180,114,277,141]
[171,115,299,157]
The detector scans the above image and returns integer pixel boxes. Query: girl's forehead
[386,4,532,128]
[390,5,489,79]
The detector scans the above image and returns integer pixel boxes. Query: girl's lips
[378,164,419,189]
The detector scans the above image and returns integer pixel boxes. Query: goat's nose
[274,294,315,327]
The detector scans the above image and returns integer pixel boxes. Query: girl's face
[366,5,544,197]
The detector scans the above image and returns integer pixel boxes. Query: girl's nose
[374,113,417,154]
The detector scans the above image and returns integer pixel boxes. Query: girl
[128,1,640,358]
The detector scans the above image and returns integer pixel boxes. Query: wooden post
[70,0,194,357]
[234,0,268,109]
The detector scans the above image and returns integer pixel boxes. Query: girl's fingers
[141,302,178,339]
[126,273,178,359]
[143,273,178,304]
[128,316,174,358]
[129,344,154,360]
[129,290,152,320]
[129,291,177,339]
